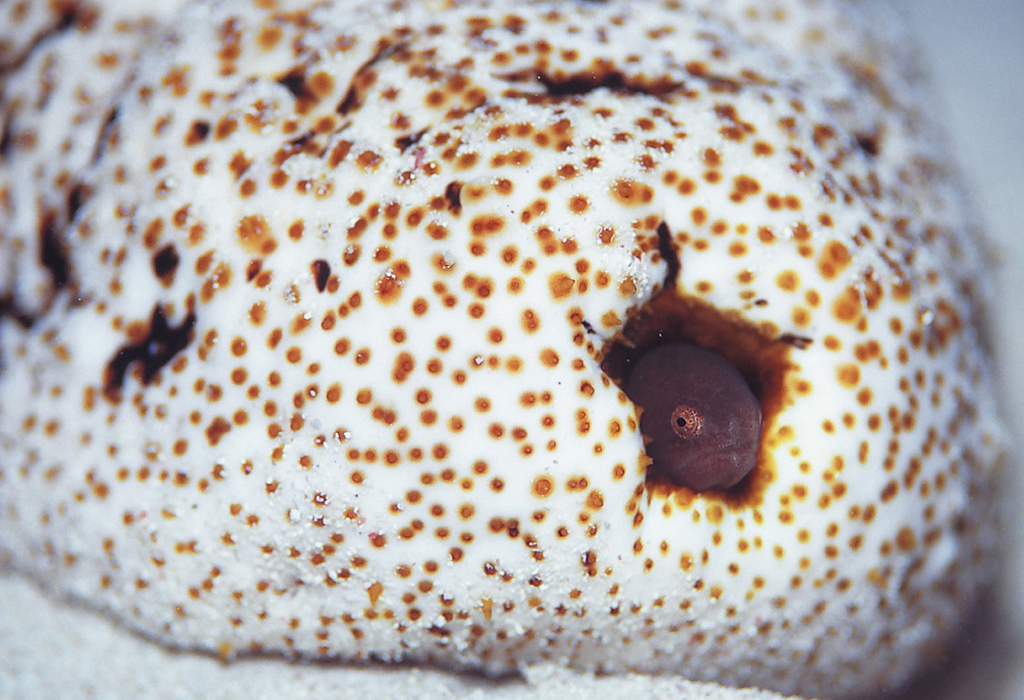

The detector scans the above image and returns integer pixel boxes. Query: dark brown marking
[444,181,463,214]
[67,182,90,222]
[0,110,13,158]
[656,222,679,291]
[396,128,428,152]
[90,106,120,164]
[153,245,180,286]
[185,120,211,145]
[276,67,322,114]
[779,334,813,350]
[104,306,197,401]
[0,3,83,76]
[498,68,681,99]
[312,259,331,293]
[855,131,881,157]
[39,209,70,290]
[277,67,310,99]
[246,259,263,282]
[337,82,361,115]
[336,41,404,116]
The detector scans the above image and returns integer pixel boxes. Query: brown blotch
[497,66,680,100]
[185,120,211,146]
[656,222,679,290]
[276,66,321,114]
[337,41,396,115]
[444,181,463,214]
[312,259,331,293]
[39,209,71,290]
[246,259,263,283]
[854,130,882,157]
[779,334,813,350]
[394,128,426,151]
[104,306,197,401]
[153,245,180,287]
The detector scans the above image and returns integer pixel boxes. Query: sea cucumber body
[0,2,1005,698]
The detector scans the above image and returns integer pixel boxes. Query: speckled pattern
[0,1,1007,699]
[0,573,809,700]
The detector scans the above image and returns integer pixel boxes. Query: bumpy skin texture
[0,1,1006,699]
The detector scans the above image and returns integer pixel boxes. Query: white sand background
[1,1,1022,699]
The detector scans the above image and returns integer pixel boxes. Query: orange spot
[237,215,277,255]
[892,277,912,302]
[730,175,761,203]
[392,352,414,382]
[611,178,654,206]
[539,348,560,367]
[200,263,233,303]
[832,287,863,324]
[356,150,383,171]
[375,261,411,304]
[521,309,540,333]
[818,241,852,280]
[470,214,506,236]
[549,273,575,300]
[776,270,799,292]
[367,581,384,605]
[881,481,899,503]
[836,364,860,388]
[601,310,621,328]
[896,527,918,552]
[532,476,554,497]
[205,417,232,446]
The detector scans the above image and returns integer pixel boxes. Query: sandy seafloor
[1,1,1022,699]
